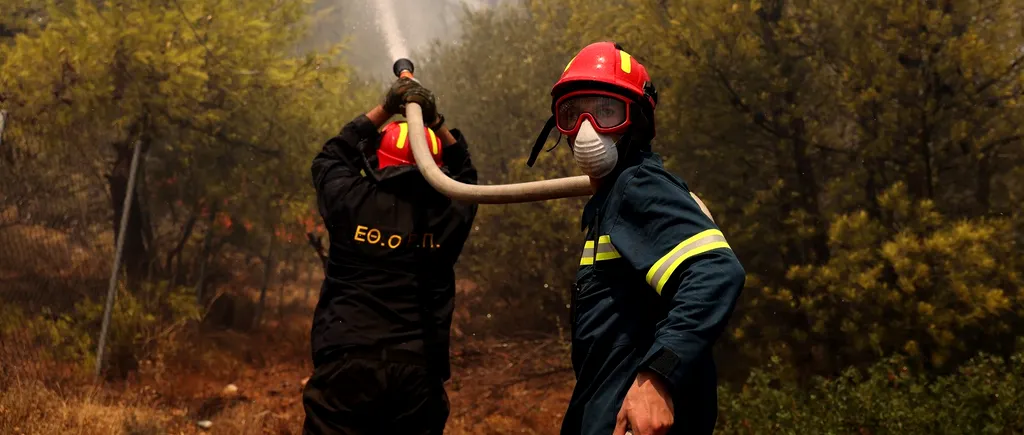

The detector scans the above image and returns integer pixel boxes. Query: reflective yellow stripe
[564,55,577,72]
[619,51,632,74]
[646,229,731,294]
[580,240,595,266]
[427,128,439,154]
[396,122,409,149]
[580,236,621,266]
[595,235,621,261]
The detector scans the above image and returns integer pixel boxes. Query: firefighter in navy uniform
[302,77,478,435]
[528,42,747,435]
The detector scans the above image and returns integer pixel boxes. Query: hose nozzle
[393,58,415,79]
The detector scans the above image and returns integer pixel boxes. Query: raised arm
[310,76,437,221]
[438,128,477,186]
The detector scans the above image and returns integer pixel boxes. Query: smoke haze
[300,0,507,82]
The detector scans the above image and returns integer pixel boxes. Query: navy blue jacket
[561,152,746,435]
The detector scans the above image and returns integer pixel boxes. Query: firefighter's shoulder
[603,154,713,230]
[602,154,738,292]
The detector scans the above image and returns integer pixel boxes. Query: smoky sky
[299,0,509,82]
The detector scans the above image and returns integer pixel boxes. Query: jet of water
[372,0,409,62]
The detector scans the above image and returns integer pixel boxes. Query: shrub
[0,282,200,379]
[718,342,1024,434]
[732,183,1024,375]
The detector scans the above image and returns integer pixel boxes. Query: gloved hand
[382,77,417,113]
[382,77,438,125]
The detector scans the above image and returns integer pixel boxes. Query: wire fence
[0,128,325,383]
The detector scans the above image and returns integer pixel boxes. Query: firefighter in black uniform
[302,77,478,435]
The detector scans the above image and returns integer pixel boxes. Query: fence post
[95,139,144,380]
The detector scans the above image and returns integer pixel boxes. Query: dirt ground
[0,279,578,435]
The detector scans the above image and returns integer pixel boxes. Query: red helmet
[551,41,657,111]
[528,41,658,167]
[377,121,444,170]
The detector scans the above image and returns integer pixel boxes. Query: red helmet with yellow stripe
[552,41,657,112]
[377,121,444,170]
[529,41,658,167]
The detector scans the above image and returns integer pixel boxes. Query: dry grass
[0,336,577,435]
[204,402,276,434]
[0,379,168,435]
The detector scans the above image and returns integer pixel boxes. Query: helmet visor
[555,92,629,135]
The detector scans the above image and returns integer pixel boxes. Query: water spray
[372,0,408,61]
[393,59,596,204]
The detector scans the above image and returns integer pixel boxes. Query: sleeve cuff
[337,114,383,157]
[441,128,470,163]
[445,128,468,148]
[348,114,380,139]
[639,343,686,390]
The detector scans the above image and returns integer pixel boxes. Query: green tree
[1,0,371,291]
[654,0,1024,375]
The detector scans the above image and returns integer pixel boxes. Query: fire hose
[392,59,596,204]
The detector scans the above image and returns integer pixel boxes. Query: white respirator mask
[571,119,619,179]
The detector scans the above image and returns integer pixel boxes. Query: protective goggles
[554,91,632,136]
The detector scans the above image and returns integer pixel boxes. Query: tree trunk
[789,117,830,264]
[757,0,830,265]
[975,152,992,212]
[194,205,218,306]
[918,108,935,200]
[252,233,276,329]
[167,212,198,289]
[138,160,156,266]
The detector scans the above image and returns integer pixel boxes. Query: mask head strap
[528,115,557,167]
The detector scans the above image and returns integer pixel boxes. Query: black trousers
[302,350,450,435]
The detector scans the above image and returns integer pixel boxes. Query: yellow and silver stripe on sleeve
[645,229,731,294]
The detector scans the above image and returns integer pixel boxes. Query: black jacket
[309,114,478,381]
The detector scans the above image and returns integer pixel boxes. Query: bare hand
[613,371,674,435]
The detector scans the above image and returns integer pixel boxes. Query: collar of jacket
[373,164,454,200]
[580,150,651,232]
